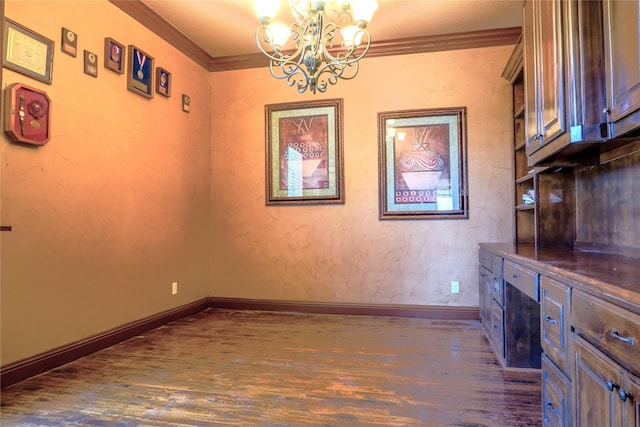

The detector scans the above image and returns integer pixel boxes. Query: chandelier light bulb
[350,0,379,22]
[341,25,364,47]
[254,0,280,20]
[268,23,291,48]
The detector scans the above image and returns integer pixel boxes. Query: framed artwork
[182,94,190,112]
[378,107,468,219]
[83,50,98,77]
[104,37,124,74]
[61,27,77,57]
[265,98,344,205]
[156,67,171,97]
[3,82,52,146]
[2,18,55,84]
[127,45,154,99]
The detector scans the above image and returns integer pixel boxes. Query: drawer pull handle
[611,330,636,346]
[607,380,616,392]
[511,274,520,280]
[544,315,558,325]
[546,402,559,416]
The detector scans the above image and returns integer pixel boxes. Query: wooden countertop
[480,243,640,315]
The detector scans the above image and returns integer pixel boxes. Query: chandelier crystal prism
[254,0,379,94]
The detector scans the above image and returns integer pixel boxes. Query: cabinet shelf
[516,173,534,184]
[514,104,525,119]
[515,140,526,151]
[516,204,535,211]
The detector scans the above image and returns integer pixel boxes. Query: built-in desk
[479,243,640,427]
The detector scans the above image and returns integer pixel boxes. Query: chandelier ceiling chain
[254,0,379,94]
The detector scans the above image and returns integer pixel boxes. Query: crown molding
[209,26,521,71]
[108,0,213,70]
[110,1,521,73]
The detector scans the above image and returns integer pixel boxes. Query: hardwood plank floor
[1,309,541,426]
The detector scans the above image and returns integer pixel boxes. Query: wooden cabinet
[541,277,571,376]
[542,354,572,427]
[503,31,577,248]
[602,0,640,139]
[541,276,572,427]
[478,245,640,427]
[523,0,609,166]
[503,37,534,245]
[572,289,640,426]
[479,249,540,369]
[479,249,504,358]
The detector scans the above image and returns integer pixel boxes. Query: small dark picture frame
[156,67,171,97]
[182,94,190,113]
[103,37,124,74]
[127,45,154,99]
[61,27,77,57]
[83,50,98,78]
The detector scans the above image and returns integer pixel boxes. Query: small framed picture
[156,67,171,97]
[103,37,124,74]
[127,45,154,99]
[83,50,98,77]
[61,27,77,57]
[182,94,190,113]
[2,18,54,84]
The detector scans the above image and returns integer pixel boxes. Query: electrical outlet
[172,282,178,295]
[451,281,460,294]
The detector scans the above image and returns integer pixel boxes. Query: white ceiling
[140,0,523,58]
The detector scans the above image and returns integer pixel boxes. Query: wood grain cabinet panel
[541,276,571,376]
[572,291,640,426]
[523,0,607,166]
[572,335,625,426]
[603,0,640,138]
[504,259,539,301]
[543,354,572,427]
[572,290,640,377]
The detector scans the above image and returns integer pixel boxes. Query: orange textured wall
[209,46,515,306]
[1,1,211,365]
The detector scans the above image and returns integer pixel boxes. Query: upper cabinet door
[524,0,567,159]
[603,0,640,138]
[537,0,567,148]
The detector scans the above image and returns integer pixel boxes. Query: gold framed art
[2,18,55,84]
[265,98,344,205]
[378,107,468,219]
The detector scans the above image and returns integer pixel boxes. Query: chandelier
[254,0,379,94]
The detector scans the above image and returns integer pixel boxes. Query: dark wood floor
[1,309,541,426]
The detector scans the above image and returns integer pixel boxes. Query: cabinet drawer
[541,276,571,375]
[542,355,571,427]
[504,259,539,301]
[490,299,504,359]
[493,273,504,306]
[479,249,493,271]
[572,290,640,377]
[491,255,502,276]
